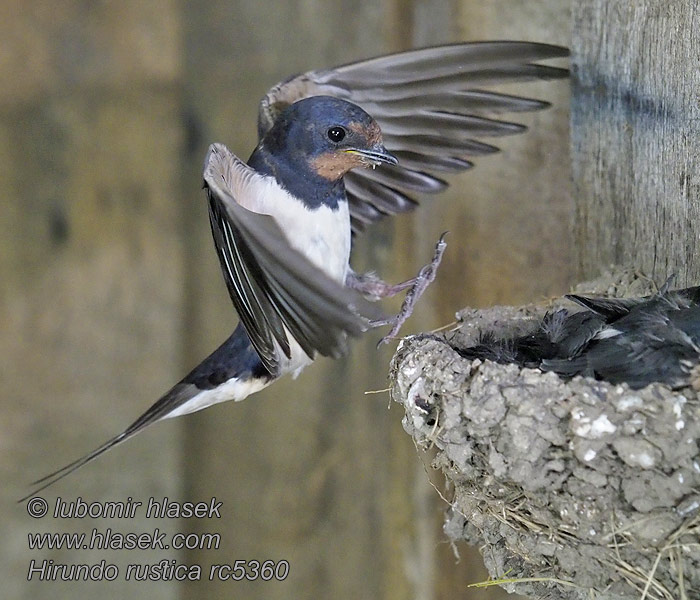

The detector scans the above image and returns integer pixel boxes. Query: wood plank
[1,2,185,599]
[572,1,700,283]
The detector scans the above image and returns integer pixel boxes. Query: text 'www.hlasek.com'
[25,496,289,582]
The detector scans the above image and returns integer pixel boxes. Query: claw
[372,232,448,346]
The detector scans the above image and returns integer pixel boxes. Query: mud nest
[390,269,700,599]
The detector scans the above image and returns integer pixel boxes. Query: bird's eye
[327,126,346,143]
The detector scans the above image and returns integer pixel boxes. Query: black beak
[345,145,398,166]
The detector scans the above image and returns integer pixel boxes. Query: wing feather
[203,144,381,373]
[258,41,568,230]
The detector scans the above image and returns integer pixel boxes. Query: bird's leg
[347,233,447,346]
[346,271,419,301]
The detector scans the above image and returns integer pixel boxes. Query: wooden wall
[2,2,185,599]
[572,1,700,284]
[3,1,571,599]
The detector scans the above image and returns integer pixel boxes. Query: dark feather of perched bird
[455,285,700,389]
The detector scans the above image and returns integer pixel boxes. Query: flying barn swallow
[22,41,569,500]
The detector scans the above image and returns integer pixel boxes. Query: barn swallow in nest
[21,41,568,500]
[456,281,700,389]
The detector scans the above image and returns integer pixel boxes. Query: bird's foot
[347,269,417,301]
[369,232,448,346]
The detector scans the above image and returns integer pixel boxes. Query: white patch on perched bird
[595,327,622,339]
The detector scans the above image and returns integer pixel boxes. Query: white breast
[237,175,351,284]
[237,173,352,375]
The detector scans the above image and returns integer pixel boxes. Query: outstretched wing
[258,41,569,232]
[203,143,381,374]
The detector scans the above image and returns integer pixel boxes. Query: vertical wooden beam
[453,0,573,309]
[1,2,185,599]
[572,1,700,283]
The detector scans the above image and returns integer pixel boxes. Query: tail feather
[19,430,133,503]
[18,382,198,503]
[19,326,271,503]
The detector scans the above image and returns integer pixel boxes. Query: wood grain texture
[572,1,700,284]
[1,2,185,599]
[452,0,574,310]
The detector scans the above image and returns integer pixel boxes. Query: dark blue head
[261,96,397,181]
